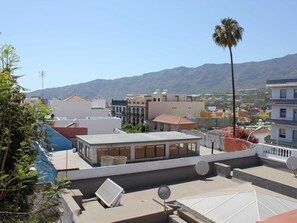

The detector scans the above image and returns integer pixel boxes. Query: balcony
[265,98,297,105]
[256,143,297,163]
[267,118,297,126]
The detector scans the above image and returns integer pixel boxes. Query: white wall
[151,92,188,102]
[58,149,256,180]
[148,101,205,120]
[271,105,296,120]
[53,117,121,134]
[50,99,109,119]
[271,87,297,99]
[271,124,297,143]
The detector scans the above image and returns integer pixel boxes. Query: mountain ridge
[27,53,297,100]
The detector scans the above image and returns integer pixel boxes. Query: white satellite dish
[158,185,171,200]
[195,160,209,176]
[286,156,297,170]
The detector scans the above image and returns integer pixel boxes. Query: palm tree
[213,17,244,136]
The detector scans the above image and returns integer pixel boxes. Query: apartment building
[147,90,205,121]
[112,90,205,127]
[111,99,128,124]
[266,79,297,147]
[126,94,151,125]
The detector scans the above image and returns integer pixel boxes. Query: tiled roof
[152,114,196,125]
[63,95,87,102]
[258,209,297,223]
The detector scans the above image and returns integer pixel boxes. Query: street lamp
[247,126,264,142]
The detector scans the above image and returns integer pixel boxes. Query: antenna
[286,156,297,177]
[195,160,209,176]
[39,70,46,100]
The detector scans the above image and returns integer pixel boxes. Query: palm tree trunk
[228,46,236,137]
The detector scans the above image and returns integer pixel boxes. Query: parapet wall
[69,154,259,198]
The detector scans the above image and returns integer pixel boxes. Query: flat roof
[77,131,201,146]
[70,175,297,223]
[266,79,297,87]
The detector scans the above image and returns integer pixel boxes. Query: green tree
[213,18,244,136]
[0,44,68,222]
[122,123,147,133]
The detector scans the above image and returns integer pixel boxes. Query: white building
[266,79,297,147]
[76,131,201,165]
[49,96,109,119]
[52,117,121,135]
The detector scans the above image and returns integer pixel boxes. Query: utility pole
[39,70,46,101]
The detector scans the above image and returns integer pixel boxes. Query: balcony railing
[265,98,297,104]
[267,118,297,126]
[256,143,297,162]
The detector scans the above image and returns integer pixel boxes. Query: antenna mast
[39,70,46,100]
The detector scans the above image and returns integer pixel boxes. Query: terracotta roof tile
[63,95,87,102]
[152,114,196,125]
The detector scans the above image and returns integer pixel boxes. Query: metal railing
[256,143,297,162]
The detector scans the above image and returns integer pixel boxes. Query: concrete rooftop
[74,169,297,223]
[76,131,201,146]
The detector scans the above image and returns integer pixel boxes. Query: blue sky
[2,0,297,91]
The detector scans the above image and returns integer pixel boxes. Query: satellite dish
[286,156,297,170]
[195,160,209,176]
[158,185,171,200]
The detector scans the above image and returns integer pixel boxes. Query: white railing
[256,143,297,162]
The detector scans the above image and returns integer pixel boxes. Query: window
[78,141,83,153]
[167,124,171,131]
[84,145,90,157]
[280,89,287,98]
[279,129,286,138]
[294,89,297,99]
[169,143,197,157]
[135,146,145,159]
[280,108,286,118]
[135,145,165,159]
[160,123,164,131]
[293,130,297,141]
[154,123,157,130]
[155,145,165,157]
[145,145,155,158]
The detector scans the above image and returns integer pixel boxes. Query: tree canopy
[0,44,68,222]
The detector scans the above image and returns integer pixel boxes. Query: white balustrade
[256,143,297,162]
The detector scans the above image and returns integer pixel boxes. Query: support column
[165,143,170,158]
[130,145,135,161]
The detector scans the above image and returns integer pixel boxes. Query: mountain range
[27,54,297,100]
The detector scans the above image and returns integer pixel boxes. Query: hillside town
[1,2,297,223]
[22,78,297,223]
